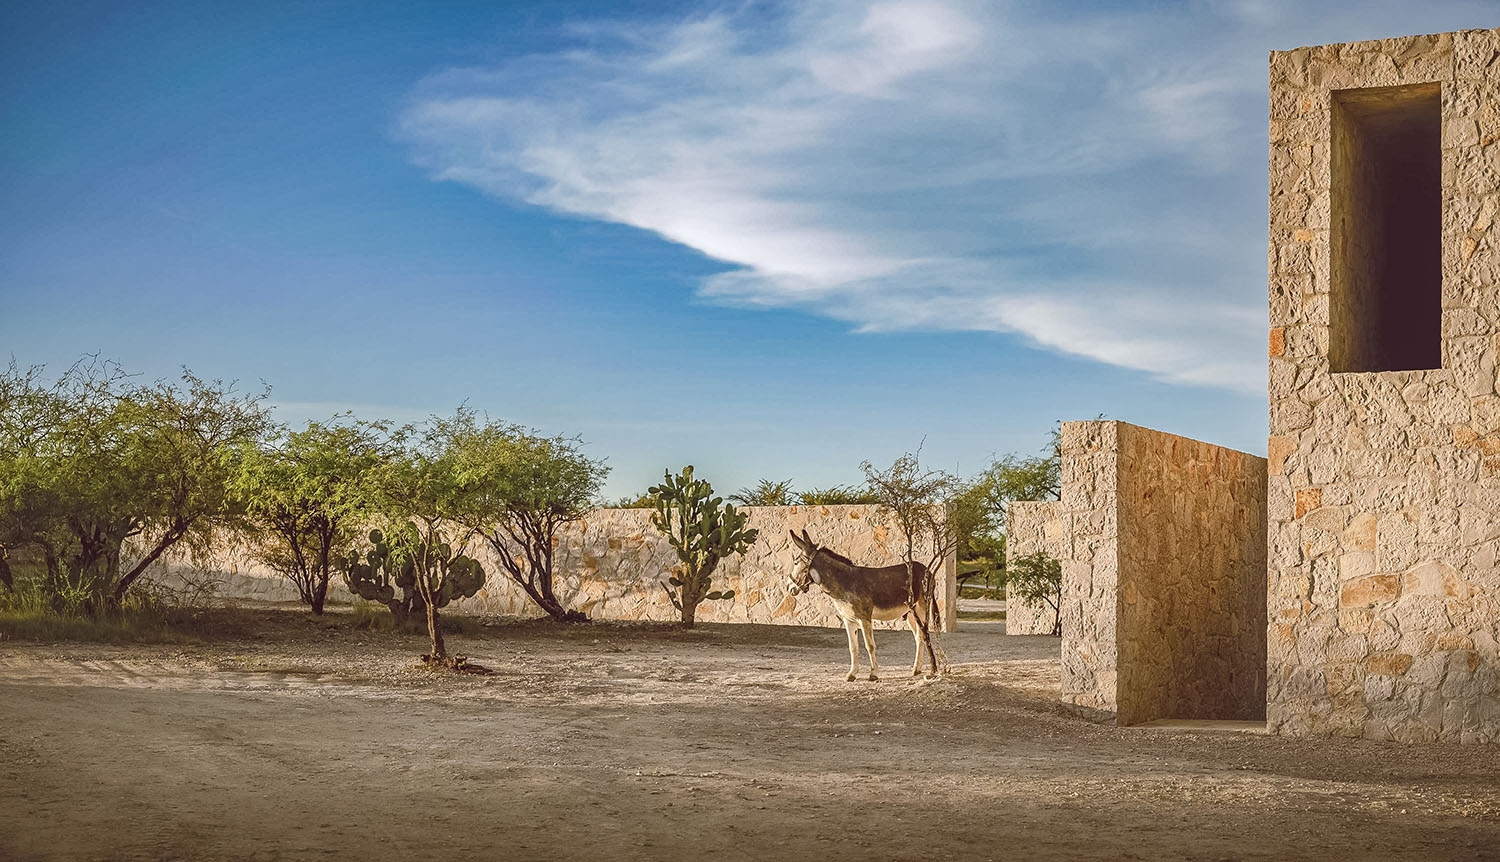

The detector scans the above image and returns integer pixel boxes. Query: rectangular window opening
[1329,82,1441,373]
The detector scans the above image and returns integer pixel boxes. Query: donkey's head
[787,529,821,595]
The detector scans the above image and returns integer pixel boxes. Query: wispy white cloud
[397,0,1492,393]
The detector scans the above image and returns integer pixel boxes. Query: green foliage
[610,493,655,509]
[0,358,272,615]
[340,525,485,630]
[0,568,216,643]
[435,409,607,623]
[860,451,962,573]
[647,466,756,627]
[729,479,795,506]
[1007,550,1063,636]
[950,480,1004,591]
[975,453,1061,529]
[237,417,389,614]
[796,484,881,505]
[954,433,1064,588]
[355,433,485,659]
[626,481,881,509]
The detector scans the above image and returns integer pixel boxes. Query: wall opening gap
[1329,82,1441,373]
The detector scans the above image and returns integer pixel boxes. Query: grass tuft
[0,582,212,643]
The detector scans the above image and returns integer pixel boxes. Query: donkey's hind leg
[843,619,860,682]
[858,618,879,681]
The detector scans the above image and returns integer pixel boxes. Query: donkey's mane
[814,546,856,567]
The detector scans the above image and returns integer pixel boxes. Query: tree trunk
[425,601,445,659]
[536,575,587,623]
[310,543,329,615]
[310,577,327,615]
[680,599,697,628]
[112,522,188,605]
[0,548,12,592]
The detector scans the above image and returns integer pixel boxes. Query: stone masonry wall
[1059,420,1267,725]
[462,505,957,632]
[1114,423,1268,725]
[1005,500,1064,636]
[1267,29,1500,743]
[147,505,958,633]
[1059,420,1121,719]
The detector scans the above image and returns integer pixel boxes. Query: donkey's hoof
[845,673,857,682]
[867,673,879,682]
[912,668,923,677]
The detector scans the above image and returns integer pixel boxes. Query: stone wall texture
[1058,420,1268,725]
[1005,501,1064,635]
[1267,29,1500,743]
[147,506,957,633]
[1057,421,1121,719]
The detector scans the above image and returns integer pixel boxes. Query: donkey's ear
[801,529,813,545]
[789,530,801,544]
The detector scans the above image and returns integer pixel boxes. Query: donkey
[787,530,937,681]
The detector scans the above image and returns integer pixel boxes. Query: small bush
[350,600,397,631]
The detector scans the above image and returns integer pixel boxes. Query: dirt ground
[2,607,1499,862]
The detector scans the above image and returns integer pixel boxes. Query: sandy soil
[2,607,1499,861]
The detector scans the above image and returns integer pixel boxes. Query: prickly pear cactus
[340,526,486,626]
[440,553,485,605]
[648,465,757,627]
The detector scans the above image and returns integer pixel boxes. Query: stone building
[1266,29,1500,743]
[1010,29,1500,743]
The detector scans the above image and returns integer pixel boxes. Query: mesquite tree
[860,449,963,676]
[648,466,757,627]
[237,418,389,614]
[0,358,271,614]
[363,435,484,664]
[435,410,607,623]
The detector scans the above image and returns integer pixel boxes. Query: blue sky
[2,1,1494,499]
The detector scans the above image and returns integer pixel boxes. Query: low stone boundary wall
[1005,501,1063,635]
[146,505,957,632]
[1056,420,1267,725]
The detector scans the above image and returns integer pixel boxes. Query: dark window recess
[1329,82,1441,373]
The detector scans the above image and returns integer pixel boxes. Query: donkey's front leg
[858,618,879,681]
[843,619,860,681]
